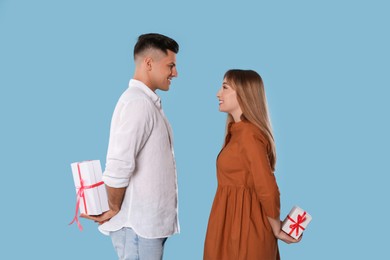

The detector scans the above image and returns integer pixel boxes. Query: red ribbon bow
[288,211,307,237]
[69,163,104,231]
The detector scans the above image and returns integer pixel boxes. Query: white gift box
[71,160,109,215]
[282,206,312,239]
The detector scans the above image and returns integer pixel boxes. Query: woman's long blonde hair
[223,69,276,172]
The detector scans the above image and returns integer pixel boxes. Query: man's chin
[159,86,170,91]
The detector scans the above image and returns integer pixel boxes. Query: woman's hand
[274,229,302,244]
[267,217,302,244]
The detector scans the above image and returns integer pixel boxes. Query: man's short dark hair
[134,33,179,59]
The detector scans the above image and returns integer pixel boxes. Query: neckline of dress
[228,120,246,132]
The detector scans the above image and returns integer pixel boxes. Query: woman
[204,69,300,260]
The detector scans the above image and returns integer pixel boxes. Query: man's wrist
[109,203,121,213]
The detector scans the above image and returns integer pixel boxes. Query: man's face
[150,50,178,91]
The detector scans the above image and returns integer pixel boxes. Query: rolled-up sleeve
[103,98,153,188]
[242,132,280,219]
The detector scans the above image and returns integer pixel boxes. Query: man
[81,33,180,260]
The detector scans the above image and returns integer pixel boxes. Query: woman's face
[217,79,242,120]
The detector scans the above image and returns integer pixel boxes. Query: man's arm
[81,98,153,223]
[106,185,126,213]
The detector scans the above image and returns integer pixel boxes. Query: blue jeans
[110,227,167,260]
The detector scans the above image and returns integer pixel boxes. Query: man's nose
[171,67,178,77]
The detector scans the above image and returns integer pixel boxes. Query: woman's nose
[216,88,222,98]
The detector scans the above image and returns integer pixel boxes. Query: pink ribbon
[69,163,104,231]
[288,211,307,237]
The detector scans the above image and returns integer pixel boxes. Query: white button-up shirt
[99,79,179,238]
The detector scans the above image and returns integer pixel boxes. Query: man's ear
[145,57,153,71]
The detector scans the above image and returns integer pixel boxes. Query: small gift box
[282,206,312,239]
[69,160,109,230]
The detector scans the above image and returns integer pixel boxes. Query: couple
[81,33,301,260]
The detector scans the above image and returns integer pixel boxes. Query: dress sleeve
[241,131,280,219]
[103,98,154,188]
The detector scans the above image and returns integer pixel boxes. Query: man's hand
[80,185,126,225]
[80,209,119,225]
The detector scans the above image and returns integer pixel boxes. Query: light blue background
[1,0,389,259]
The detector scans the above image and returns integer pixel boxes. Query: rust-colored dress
[204,121,281,260]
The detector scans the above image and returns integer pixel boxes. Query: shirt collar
[129,79,161,109]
